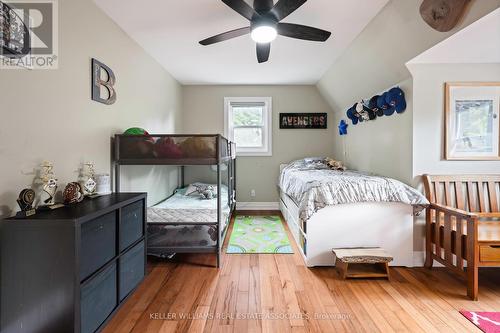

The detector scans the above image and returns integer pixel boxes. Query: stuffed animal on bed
[197,185,216,200]
[185,183,216,200]
[325,158,346,171]
[155,137,184,158]
[122,127,156,158]
[179,137,216,158]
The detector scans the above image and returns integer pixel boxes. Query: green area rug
[227,216,293,254]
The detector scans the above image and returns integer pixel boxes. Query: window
[224,97,272,156]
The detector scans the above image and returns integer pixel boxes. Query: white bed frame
[279,165,414,267]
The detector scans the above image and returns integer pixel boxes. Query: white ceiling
[94,0,388,85]
[409,8,500,64]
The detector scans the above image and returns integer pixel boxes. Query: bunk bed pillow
[184,184,199,196]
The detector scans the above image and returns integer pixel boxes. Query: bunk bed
[113,134,236,267]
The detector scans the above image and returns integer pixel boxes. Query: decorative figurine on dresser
[80,162,97,197]
[63,182,85,205]
[1,192,147,333]
[38,161,58,207]
[15,188,36,217]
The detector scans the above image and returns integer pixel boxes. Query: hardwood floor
[103,213,500,333]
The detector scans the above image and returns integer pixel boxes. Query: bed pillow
[304,157,325,163]
[292,157,328,170]
[184,183,216,200]
[184,184,199,196]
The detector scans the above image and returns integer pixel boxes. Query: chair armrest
[428,203,478,220]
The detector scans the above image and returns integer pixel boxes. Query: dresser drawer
[120,201,144,251]
[81,262,117,333]
[119,240,145,300]
[80,212,117,281]
[480,245,500,262]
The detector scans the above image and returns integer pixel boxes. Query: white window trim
[224,97,273,157]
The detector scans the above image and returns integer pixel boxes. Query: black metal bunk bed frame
[113,134,236,268]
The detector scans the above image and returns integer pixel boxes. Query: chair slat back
[423,175,500,213]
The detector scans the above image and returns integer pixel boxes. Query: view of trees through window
[233,107,263,126]
[454,100,494,153]
[232,106,264,148]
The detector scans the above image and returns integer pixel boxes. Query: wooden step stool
[332,248,393,280]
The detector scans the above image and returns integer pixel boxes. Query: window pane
[232,107,263,126]
[234,127,263,148]
[453,100,494,153]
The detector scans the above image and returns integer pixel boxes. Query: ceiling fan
[199,0,332,63]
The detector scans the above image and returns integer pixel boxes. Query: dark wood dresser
[0,193,147,333]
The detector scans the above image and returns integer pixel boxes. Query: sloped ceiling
[409,8,500,64]
[317,0,500,112]
[94,0,388,85]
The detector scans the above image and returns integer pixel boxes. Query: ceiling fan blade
[222,0,258,21]
[253,0,274,14]
[256,43,271,63]
[271,0,307,21]
[199,27,251,46]
[277,23,331,41]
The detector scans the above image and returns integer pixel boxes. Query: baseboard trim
[236,202,280,210]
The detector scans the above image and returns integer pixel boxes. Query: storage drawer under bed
[480,245,500,262]
[280,192,299,218]
[280,197,307,255]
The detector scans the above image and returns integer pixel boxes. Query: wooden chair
[423,175,500,300]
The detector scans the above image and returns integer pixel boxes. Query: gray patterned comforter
[279,158,429,222]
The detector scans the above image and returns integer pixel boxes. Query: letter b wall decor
[91,58,116,105]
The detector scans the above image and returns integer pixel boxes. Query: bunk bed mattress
[148,189,230,223]
[147,188,230,251]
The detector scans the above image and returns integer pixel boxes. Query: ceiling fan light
[251,26,277,44]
